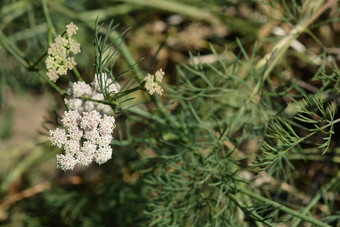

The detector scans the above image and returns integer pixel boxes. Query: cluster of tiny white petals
[92,73,120,94]
[56,154,77,171]
[66,22,78,37]
[61,110,81,129]
[49,110,115,171]
[46,22,81,82]
[65,73,120,114]
[99,115,116,134]
[80,111,101,130]
[49,128,67,148]
[68,81,92,98]
[95,146,112,165]
[144,68,164,96]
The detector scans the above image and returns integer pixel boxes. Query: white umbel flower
[49,110,116,171]
[45,23,80,82]
[66,22,78,37]
[144,68,164,96]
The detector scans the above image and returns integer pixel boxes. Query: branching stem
[236,187,331,227]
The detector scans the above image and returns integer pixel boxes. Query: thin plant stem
[0,30,66,96]
[228,193,272,227]
[290,170,340,227]
[41,0,56,43]
[79,96,118,107]
[29,50,47,70]
[72,67,83,82]
[38,71,66,96]
[114,85,141,100]
[236,187,331,227]
[0,31,29,68]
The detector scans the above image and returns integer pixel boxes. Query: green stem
[228,193,272,227]
[0,29,66,96]
[288,154,340,163]
[0,31,29,68]
[114,85,142,100]
[128,108,166,125]
[42,0,56,43]
[290,170,340,227]
[236,187,331,227]
[79,96,118,107]
[72,67,83,81]
[29,50,48,70]
[39,71,66,95]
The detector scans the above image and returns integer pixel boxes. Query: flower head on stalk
[45,22,81,82]
[49,110,115,171]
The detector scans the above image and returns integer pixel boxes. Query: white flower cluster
[144,68,164,96]
[45,22,81,82]
[65,73,120,114]
[49,110,115,171]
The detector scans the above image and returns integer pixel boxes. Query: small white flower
[76,152,92,166]
[83,100,95,112]
[46,69,59,83]
[99,115,116,135]
[97,134,113,147]
[94,145,112,165]
[68,126,83,141]
[61,110,81,129]
[80,110,101,130]
[56,154,77,171]
[144,69,164,96]
[78,141,96,166]
[46,23,80,82]
[49,128,67,148]
[69,81,92,98]
[81,141,97,157]
[84,128,100,142]
[68,39,81,54]
[66,22,79,37]
[64,139,80,155]
[155,68,165,82]
[49,110,116,171]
